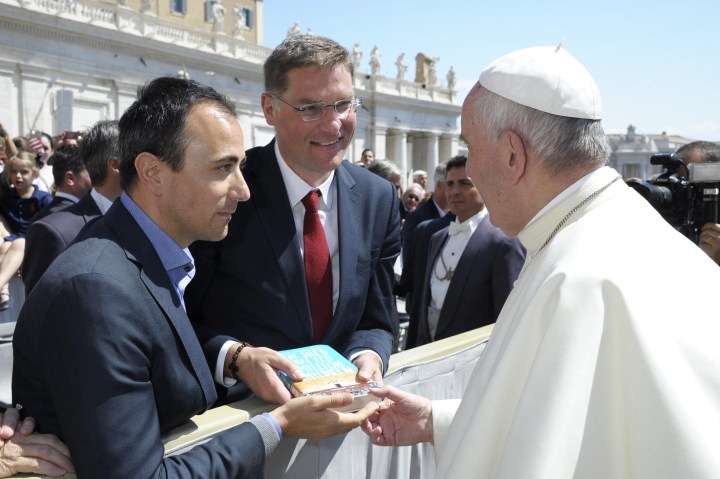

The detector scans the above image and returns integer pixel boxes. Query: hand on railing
[0,407,75,478]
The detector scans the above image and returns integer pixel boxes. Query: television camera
[627,153,720,243]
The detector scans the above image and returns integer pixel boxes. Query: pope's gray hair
[472,87,610,175]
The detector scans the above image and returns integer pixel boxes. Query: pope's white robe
[433,166,720,478]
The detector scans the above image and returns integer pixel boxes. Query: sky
[261,0,720,141]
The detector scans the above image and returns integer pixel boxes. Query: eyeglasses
[267,93,361,121]
[406,194,420,202]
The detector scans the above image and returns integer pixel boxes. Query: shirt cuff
[249,413,282,456]
[215,340,238,387]
[348,349,384,373]
[431,399,461,462]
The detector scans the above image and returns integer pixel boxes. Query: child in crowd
[0,152,52,310]
[26,130,54,193]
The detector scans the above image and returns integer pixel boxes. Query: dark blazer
[413,215,526,347]
[399,202,409,221]
[403,215,455,349]
[397,196,444,297]
[187,140,400,400]
[23,193,102,295]
[31,195,75,222]
[12,201,265,478]
[401,195,442,262]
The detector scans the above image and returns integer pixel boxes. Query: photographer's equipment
[627,153,720,243]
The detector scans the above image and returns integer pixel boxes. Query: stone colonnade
[381,130,458,186]
[0,2,462,191]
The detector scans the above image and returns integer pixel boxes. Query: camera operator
[676,141,720,264]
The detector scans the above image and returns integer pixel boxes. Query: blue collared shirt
[120,192,194,310]
[119,193,282,445]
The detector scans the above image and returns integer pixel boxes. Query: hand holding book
[276,345,384,413]
[226,344,306,404]
[269,394,381,441]
[352,351,384,385]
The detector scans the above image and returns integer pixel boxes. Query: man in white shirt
[414,155,524,346]
[362,45,720,478]
[186,34,400,404]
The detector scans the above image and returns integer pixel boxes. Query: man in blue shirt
[12,76,378,478]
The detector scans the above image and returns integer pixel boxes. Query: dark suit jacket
[187,140,400,401]
[31,195,75,222]
[12,201,265,478]
[23,193,102,295]
[401,196,442,264]
[397,196,443,297]
[404,215,455,348]
[413,215,526,347]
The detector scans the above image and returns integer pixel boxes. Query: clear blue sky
[262,0,720,141]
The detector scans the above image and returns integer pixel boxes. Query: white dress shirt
[217,145,380,385]
[275,142,340,312]
[90,188,115,215]
[430,209,488,311]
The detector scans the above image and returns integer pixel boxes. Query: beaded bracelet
[228,341,252,381]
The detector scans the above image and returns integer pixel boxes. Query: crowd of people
[1,33,720,478]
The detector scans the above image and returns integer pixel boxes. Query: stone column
[438,134,458,163]
[54,89,74,133]
[426,132,440,171]
[408,133,423,178]
[387,129,408,186]
[372,128,387,160]
[408,133,439,181]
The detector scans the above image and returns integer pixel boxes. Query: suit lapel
[423,231,449,340]
[78,194,102,223]
[138,269,218,410]
[105,203,218,410]
[327,163,359,340]
[435,218,488,337]
[246,142,313,339]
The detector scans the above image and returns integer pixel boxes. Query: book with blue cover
[277,345,381,412]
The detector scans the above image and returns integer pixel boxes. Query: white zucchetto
[479,46,602,120]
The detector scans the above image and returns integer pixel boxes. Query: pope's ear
[134,152,164,196]
[504,130,528,185]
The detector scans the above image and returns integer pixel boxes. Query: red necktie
[301,190,332,342]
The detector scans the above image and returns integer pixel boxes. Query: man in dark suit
[30,146,91,222]
[401,163,449,249]
[23,120,122,294]
[397,162,450,296]
[12,77,378,478]
[403,213,454,348]
[399,183,424,221]
[413,156,525,346]
[397,161,452,344]
[187,35,400,403]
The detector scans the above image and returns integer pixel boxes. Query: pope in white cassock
[362,45,720,478]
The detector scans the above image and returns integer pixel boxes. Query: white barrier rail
[9,326,493,478]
